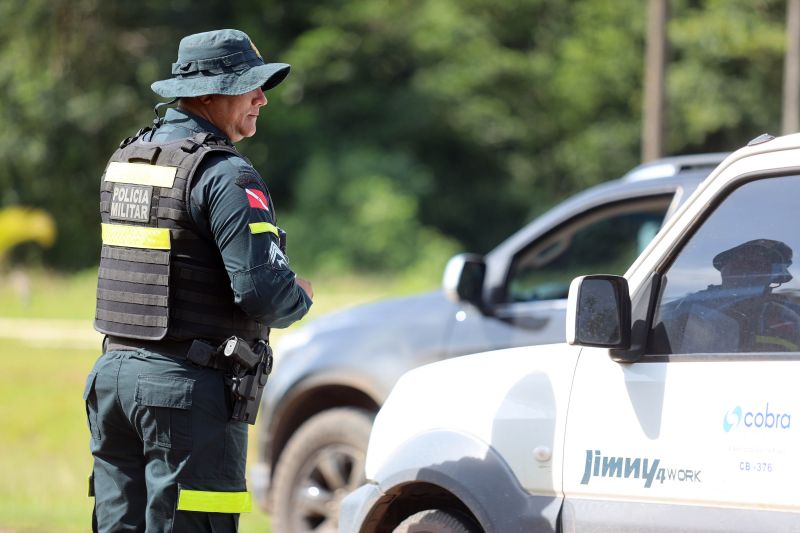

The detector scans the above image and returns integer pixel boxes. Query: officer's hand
[296,277,314,300]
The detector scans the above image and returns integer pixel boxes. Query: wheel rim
[289,442,366,532]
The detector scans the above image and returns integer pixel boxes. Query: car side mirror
[567,275,631,349]
[442,253,486,308]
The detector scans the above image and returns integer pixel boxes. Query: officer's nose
[254,88,267,107]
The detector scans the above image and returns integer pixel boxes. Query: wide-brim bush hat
[151,29,290,98]
[713,238,793,284]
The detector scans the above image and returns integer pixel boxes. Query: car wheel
[271,407,373,533]
[393,509,482,533]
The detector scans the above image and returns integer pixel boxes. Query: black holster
[223,337,273,425]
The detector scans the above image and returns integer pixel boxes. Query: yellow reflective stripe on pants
[101,224,171,250]
[248,221,279,237]
[176,489,252,514]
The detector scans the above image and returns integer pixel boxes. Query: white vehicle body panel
[367,343,581,495]
[564,349,800,511]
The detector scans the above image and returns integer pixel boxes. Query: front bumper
[339,481,383,533]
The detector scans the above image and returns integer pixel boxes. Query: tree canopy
[0,0,788,273]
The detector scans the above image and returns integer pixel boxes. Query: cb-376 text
[739,461,773,473]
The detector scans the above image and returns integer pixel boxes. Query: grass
[0,269,98,320]
[0,267,436,321]
[0,340,96,532]
[0,267,439,532]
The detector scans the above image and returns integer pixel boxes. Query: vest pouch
[125,145,161,164]
[95,242,171,340]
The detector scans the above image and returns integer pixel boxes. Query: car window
[650,175,800,354]
[505,198,671,303]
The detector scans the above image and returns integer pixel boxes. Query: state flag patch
[246,188,269,210]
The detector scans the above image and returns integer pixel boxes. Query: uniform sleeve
[189,154,311,328]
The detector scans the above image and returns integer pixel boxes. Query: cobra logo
[723,406,742,432]
[723,404,791,432]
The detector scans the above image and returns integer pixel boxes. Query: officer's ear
[182,95,214,107]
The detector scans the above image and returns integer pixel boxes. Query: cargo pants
[84,348,250,532]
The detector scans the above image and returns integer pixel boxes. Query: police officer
[83,29,312,532]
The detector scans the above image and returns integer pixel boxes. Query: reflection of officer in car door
[667,239,800,352]
[713,239,800,351]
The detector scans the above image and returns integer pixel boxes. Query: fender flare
[368,430,561,532]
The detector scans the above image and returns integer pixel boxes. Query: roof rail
[622,152,729,182]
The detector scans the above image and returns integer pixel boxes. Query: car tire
[271,407,373,533]
[393,509,482,533]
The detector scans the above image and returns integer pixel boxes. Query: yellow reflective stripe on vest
[249,222,279,237]
[101,223,171,250]
[176,489,252,514]
[105,162,177,188]
[755,335,799,351]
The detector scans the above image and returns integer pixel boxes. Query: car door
[446,195,673,356]
[562,174,800,531]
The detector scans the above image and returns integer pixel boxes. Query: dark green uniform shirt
[148,107,311,328]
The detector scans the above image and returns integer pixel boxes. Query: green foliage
[0,0,233,268]
[669,0,785,151]
[0,0,793,274]
[281,148,459,275]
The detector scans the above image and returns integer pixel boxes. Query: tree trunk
[642,0,669,161]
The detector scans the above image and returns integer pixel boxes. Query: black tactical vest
[94,130,268,344]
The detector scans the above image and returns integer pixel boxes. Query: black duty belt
[104,336,231,370]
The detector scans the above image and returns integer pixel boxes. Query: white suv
[340,132,800,532]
